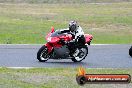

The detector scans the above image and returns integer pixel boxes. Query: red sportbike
[37,27,93,62]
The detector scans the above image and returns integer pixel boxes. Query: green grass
[0,3,132,44]
[0,68,132,88]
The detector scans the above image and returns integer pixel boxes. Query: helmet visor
[69,25,77,32]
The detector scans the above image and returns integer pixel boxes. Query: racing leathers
[60,26,85,55]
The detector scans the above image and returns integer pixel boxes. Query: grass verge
[0,67,132,88]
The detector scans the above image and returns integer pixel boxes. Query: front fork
[45,43,53,54]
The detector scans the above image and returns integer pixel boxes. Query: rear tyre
[37,45,50,62]
[129,46,132,57]
[71,45,88,62]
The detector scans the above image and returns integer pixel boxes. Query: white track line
[1,67,122,69]
[0,44,123,46]
[7,67,36,69]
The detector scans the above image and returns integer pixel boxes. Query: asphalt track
[0,44,132,68]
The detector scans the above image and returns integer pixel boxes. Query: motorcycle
[129,46,132,57]
[37,27,93,62]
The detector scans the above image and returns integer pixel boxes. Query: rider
[60,20,85,56]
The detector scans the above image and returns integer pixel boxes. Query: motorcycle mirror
[51,26,55,33]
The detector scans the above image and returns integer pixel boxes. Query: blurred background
[0,0,132,44]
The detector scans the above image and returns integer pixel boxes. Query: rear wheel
[71,45,88,62]
[37,45,50,62]
[129,46,132,57]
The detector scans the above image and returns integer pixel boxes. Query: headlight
[47,37,51,42]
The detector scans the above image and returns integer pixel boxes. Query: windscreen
[51,30,66,37]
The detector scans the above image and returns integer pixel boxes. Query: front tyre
[37,45,50,62]
[71,45,88,62]
[129,46,132,57]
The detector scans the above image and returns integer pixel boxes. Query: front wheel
[71,45,88,62]
[37,45,50,62]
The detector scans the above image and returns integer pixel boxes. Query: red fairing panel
[59,34,73,42]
